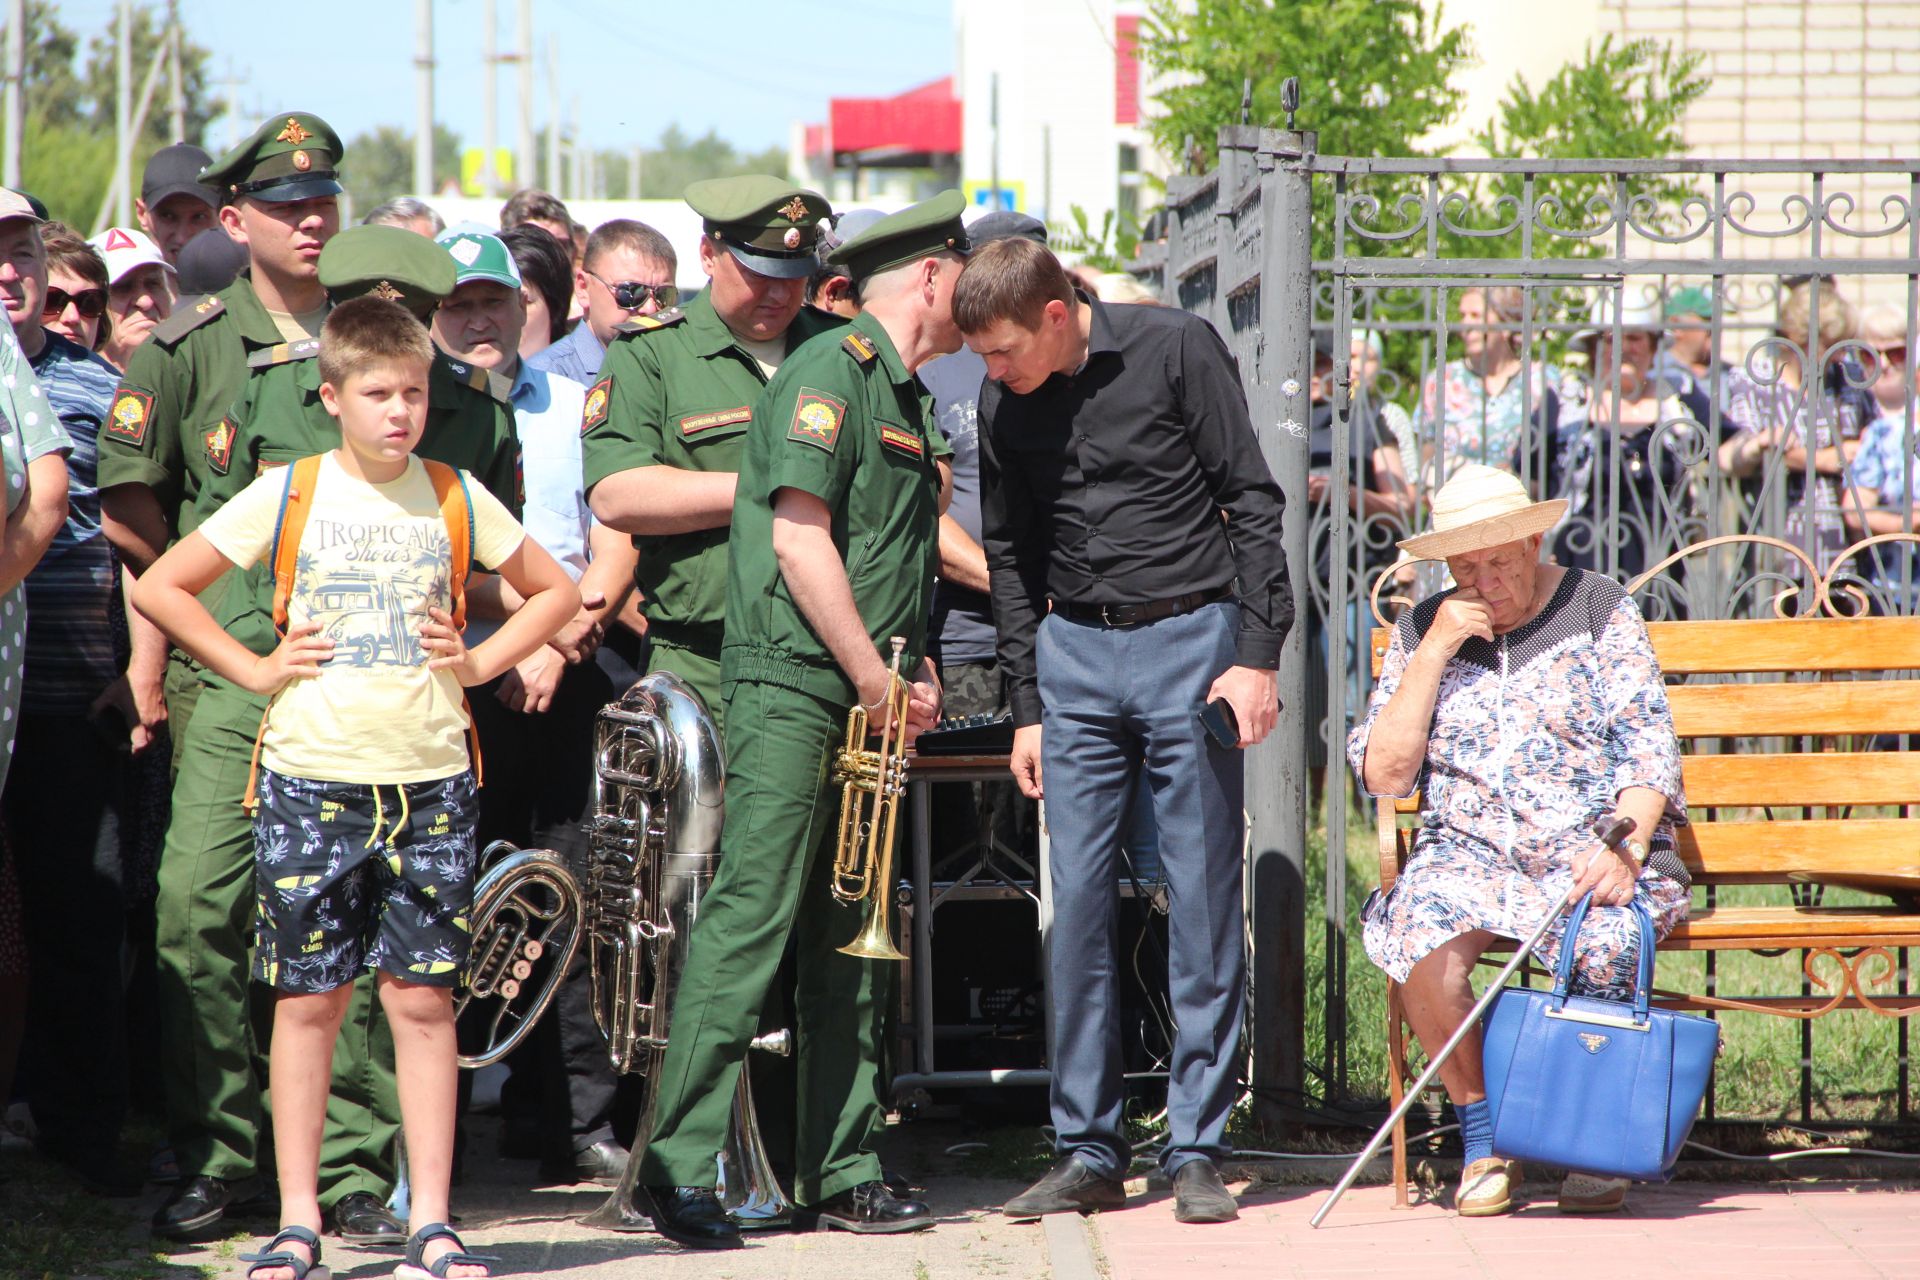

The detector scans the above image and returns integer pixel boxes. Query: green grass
[1306,797,1920,1128]
[0,1146,218,1280]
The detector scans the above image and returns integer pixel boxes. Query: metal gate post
[1248,125,1316,1134]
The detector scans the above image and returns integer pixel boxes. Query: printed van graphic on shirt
[289,515,451,669]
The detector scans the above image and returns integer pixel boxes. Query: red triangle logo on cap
[105,228,137,251]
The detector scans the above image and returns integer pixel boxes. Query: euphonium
[580,671,794,1232]
[830,636,911,962]
[454,842,585,1069]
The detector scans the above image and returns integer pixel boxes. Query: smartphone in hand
[1200,697,1240,749]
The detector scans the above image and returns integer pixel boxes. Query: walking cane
[1308,816,1634,1228]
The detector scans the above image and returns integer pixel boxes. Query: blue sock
[1458,1099,1494,1164]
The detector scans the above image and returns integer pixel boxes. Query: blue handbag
[1479,894,1720,1180]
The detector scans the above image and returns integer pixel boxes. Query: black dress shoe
[328,1190,406,1245]
[540,1137,630,1186]
[800,1181,934,1234]
[1002,1156,1126,1219]
[1171,1159,1238,1224]
[151,1174,264,1239]
[640,1184,741,1250]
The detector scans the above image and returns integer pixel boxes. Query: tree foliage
[600,125,791,200]
[339,124,466,211]
[1139,0,1471,171]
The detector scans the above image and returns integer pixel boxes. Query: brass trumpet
[830,636,911,961]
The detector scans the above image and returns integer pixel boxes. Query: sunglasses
[44,286,107,320]
[589,272,677,311]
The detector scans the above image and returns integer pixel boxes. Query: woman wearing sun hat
[1346,463,1692,1219]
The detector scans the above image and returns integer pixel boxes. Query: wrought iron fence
[1131,127,1920,1127]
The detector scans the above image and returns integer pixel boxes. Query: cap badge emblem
[370,281,404,302]
[783,227,802,250]
[779,196,809,222]
[449,237,482,266]
[276,118,313,145]
[291,150,311,172]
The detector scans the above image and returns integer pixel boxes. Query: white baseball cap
[88,227,176,285]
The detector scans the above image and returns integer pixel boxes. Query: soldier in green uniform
[582,175,843,725]
[100,113,346,762]
[632,192,969,1249]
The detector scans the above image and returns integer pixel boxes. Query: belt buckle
[1101,603,1123,627]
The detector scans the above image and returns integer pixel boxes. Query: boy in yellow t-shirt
[135,297,579,1280]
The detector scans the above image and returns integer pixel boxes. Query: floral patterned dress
[1348,570,1691,995]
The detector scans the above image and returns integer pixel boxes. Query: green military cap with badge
[200,112,344,204]
[435,229,523,290]
[825,189,970,284]
[317,225,457,320]
[686,175,831,280]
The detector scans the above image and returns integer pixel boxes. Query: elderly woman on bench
[1347,464,1691,1219]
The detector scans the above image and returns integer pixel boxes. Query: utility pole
[514,0,533,196]
[414,0,433,196]
[544,37,559,194]
[989,72,1002,212]
[115,0,132,224]
[167,0,184,141]
[629,146,641,200]
[481,0,499,197]
[219,60,244,149]
[3,0,24,189]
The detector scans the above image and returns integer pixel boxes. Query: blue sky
[57,0,955,153]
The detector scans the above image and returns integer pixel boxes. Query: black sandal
[239,1224,328,1280]
[396,1222,499,1279]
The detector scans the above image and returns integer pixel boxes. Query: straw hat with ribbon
[1397,464,1567,561]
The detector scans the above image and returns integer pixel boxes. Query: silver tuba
[454,843,585,1069]
[579,671,794,1232]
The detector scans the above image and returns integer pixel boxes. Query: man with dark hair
[805,209,885,319]
[531,218,679,387]
[500,188,573,247]
[957,235,1291,1228]
[136,143,219,264]
[500,223,574,356]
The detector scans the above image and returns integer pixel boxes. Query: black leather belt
[1056,587,1232,628]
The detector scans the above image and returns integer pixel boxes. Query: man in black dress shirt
[957,238,1291,1225]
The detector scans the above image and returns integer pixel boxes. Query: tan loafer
[1557,1172,1628,1214]
[1455,1157,1516,1217]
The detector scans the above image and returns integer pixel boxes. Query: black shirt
[979,295,1293,726]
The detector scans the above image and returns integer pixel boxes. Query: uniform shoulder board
[149,294,226,345]
[246,338,322,369]
[485,370,515,403]
[441,357,510,403]
[613,306,686,337]
[840,331,878,365]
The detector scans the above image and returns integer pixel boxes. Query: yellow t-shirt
[198,452,526,784]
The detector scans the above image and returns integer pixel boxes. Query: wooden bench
[1370,606,1920,1205]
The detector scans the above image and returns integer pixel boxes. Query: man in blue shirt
[529,219,678,388]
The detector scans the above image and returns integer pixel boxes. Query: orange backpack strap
[423,459,474,631]
[269,454,325,637]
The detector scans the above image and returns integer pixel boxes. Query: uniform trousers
[637,679,887,1203]
[155,677,398,1205]
[1037,601,1247,1178]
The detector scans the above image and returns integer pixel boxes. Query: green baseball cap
[1664,286,1712,319]
[686,175,831,280]
[201,112,344,204]
[318,225,457,319]
[825,189,971,283]
[435,229,523,290]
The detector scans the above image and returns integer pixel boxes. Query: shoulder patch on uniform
[877,422,925,459]
[106,387,154,444]
[205,415,236,475]
[613,306,685,336]
[149,294,225,344]
[581,376,612,434]
[788,387,847,452]
[840,331,878,364]
[246,338,321,369]
[680,406,752,437]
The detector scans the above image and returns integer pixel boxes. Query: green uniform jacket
[722,310,949,705]
[192,341,524,658]
[579,293,843,648]
[98,276,287,538]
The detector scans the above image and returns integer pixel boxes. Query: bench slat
[1678,819,1920,885]
[1682,751,1920,807]
[1668,680,1920,737]
[1665,905,1920,948]
[1647,617,1920,674]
